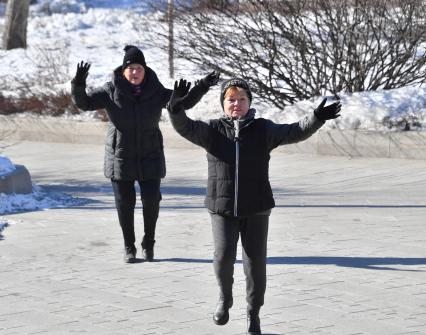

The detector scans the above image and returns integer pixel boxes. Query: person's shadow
[266,256,426,271]
[158,256,426,271]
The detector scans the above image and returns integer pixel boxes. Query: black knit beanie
[220,78,252,109]
[122,45,146,69]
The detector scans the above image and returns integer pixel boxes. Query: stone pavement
[1,141,426,335]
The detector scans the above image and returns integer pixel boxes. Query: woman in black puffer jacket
[71,45,219,263]
[167,77,341,335]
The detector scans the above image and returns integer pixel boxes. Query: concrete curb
[1,115,425,159]
[275,129,426,160]
[0,164,32,194]
[0,115,107,144]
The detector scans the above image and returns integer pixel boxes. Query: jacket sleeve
[168,109,213,149]
[181,82,210,109]
[265,113,325,150]
[71,81,110,111]
[162,82,210,110]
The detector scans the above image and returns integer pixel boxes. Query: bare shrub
[382,114,422,131]
[0,91,80,116]
[151,0,426,110]
[0,42,106,120]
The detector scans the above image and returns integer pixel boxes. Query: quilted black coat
[169,108,324,216]
[72,66,208,181]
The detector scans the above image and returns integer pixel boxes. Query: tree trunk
[168,0,174,78]
[2,0,31,50]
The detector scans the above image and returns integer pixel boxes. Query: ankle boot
[213,297,233,325]
[141,238,155,262]
[124,245,136,263]
[247,311,261,334]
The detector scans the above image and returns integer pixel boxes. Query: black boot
[247,311,261,335]
[124,245,136,263]
[141,237,155,262]
[213,297,233,325]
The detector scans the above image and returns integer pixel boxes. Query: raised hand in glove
[314,98,342,121]
[72,61,91,86]
[196,71,220,88]
[167,79,192,114]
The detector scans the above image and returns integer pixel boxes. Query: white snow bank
[262,85,426,131]
[0,155,16,176]
[1,1,424,131]
[32,0,87,14]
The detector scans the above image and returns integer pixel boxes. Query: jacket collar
[221,108,256,129]
[111,66,162,101]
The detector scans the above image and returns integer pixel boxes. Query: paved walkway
[1,141,426,335]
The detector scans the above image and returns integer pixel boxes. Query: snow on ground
[0,184,88,215]
[0,153,88,216]
[0,0,425,217]
[0,0,424,130]
[0,155,15,175]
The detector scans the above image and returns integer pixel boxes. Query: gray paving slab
[1,141,426,335]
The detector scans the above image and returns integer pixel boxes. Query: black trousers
[210,213,269,313]
[111,179,161,248]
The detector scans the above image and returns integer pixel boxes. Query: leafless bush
[382,114,422,131]
[0,42,106,119]
[30,43,71,88]
[152,0,426,109]
[0,90,80,116]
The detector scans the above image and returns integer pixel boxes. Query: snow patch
[32,0,87,14]
[0,184,89,215]
[0,156,16,176]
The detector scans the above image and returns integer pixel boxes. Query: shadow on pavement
[276,204,426,208]
[39,183,112,194]
[158,258,212,263]
[266,256,426,271]
[161,185,206,196]
[41,182,207,197]
[158,256,426,271]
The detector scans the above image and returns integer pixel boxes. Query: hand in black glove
[167,79,192,114]
[196,71,220,88]
[314,98,342,121]
[73,61,91,86]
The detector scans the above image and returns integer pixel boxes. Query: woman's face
[123,63,145,85]
[223,87,250,119]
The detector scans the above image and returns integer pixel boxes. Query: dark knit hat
[122,45,146,69]
[220,77,252,108]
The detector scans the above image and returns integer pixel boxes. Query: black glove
[196,71,220,88]
[314,98,342,121]
[72,61,91,86]
[167,79,191,114]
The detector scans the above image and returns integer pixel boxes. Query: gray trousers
[210,213,269,312]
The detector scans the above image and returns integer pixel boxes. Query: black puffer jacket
[169,108,324,216]
[72,66,208,181]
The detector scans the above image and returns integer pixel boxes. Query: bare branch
[149,0,426,109]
